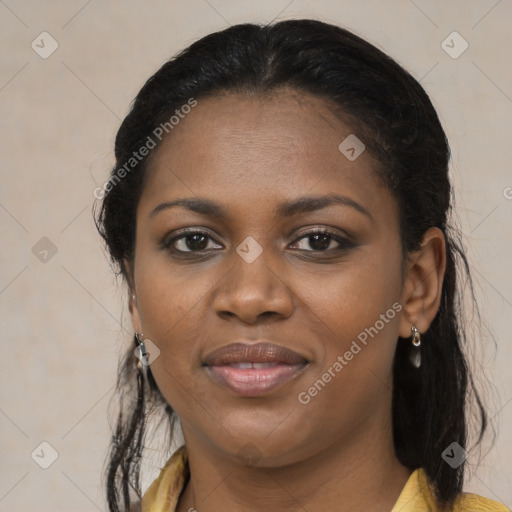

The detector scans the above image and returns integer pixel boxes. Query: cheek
[134,245,216,338]
[299,249,402,341]
[133,252,223,405]
[133,257,185,333]
[296,248,403,409]
[291,266,402,446]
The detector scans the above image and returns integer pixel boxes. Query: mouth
[203,342,309,397]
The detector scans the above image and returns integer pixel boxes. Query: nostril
[259,311,277,319]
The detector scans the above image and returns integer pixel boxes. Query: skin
[126,89,446,512]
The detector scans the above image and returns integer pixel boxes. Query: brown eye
[290,229,354,252]
[163,229,223,254]
[178,233,209,251]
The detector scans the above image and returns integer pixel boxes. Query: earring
[409,324,421,368]
[134,331,146,401]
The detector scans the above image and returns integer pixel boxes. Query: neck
[176,415,412,512]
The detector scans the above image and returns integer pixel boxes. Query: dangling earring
[409,324,421,368]
[134,331,146,401]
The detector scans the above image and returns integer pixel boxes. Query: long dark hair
[95,19,490,511]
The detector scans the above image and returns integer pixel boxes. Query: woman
[95,19,509,512]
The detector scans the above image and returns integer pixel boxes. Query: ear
[398,227,446,338]
[124,258,143,334]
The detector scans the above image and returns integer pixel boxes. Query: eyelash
[161,227,355,257]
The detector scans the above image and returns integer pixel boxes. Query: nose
[212,249,294,325]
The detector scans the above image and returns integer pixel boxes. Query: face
[129,89,407,467]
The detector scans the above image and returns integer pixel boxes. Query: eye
[161,227,355,257]
[289,228,354,252]
[162,229,223,253]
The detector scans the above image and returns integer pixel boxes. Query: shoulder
[394,468,510,512]
[141,445,189,512]
[454,491,510,511]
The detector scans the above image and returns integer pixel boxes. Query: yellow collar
[142,445,509,512]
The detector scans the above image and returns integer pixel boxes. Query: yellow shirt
[142,445,510,512]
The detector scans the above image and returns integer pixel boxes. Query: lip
[203,342,309,397]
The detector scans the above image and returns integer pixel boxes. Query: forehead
[138,89,392,222]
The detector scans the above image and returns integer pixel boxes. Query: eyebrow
[149,194,373,222]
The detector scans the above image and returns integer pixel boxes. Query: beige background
[1,0,511,510]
